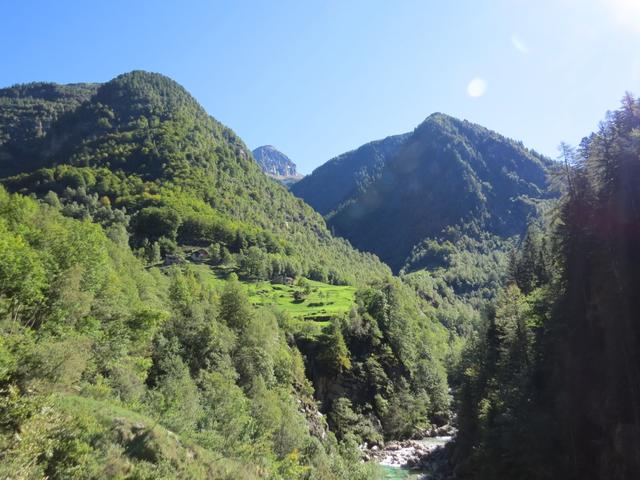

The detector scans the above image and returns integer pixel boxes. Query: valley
[0,70,638,480]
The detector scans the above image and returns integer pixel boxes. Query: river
[373,436,452,479]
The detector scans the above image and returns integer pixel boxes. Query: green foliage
[0,82,99,177]
[294,112,551,272]
[239,245,270,280]
[0,186,378,479]
[321,320,352,374]
[452,95,640,479]
[381,380,431,439]
[291,133,410,216]
[0,71,459,478]
[131,206,181,244]
[329,397,382,445]
[148,353,203,434]
[401,231,512,337]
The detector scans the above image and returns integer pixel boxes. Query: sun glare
[467,77,487,98]
[603,0,640,31]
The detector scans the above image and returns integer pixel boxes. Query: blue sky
[2,0,639,173]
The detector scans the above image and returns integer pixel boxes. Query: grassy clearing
[186,263,356,335]
[54,393,152,427]
[245,279,355,320]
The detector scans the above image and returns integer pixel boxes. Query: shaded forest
[451,95,640,480]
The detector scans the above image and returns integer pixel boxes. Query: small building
[273,275,296,285]
[190,248,209,262]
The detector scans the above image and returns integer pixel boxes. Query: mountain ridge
[0,71,390,285]
[292,112,552,272]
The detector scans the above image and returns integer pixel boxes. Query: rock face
[252,145,302,184]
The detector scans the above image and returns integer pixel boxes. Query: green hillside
[293,113,552,273]
[0,82,99,176]
[1,71,389,286]
[0,71,453,479]
[189,262,356,336]
[291,133,409,215]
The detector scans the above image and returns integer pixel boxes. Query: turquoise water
[376,436,451,479]
[379,466,422,479]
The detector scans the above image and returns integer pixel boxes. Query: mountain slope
[252,145,302,184]
[293,113,551,272]
[0,73,456,479]
[291,133,409,215]
[0,82,99,176]
[1,71,390,285]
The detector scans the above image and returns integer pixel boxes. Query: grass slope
[53,394,257,479]
[189,263,356,336]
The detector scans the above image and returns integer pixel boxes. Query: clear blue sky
[2,0,639,173]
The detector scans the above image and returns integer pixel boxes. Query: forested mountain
[0,82,99,176]
[0,71,454,479]
[292,113,552,273]
[451,95,640,480]
[9,70,635,480]
[1,71,388,285]
[291,133,409,215]
[252,145,302,184]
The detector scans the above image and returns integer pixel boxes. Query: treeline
[451,95,640,479]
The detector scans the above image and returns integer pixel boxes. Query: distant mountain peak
[252,145,302,184]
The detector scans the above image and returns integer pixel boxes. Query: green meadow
[188,263,356,335]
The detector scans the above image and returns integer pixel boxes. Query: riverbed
[372,436,452,479]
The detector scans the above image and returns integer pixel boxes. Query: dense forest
[0,71,457,479]
[450,95,640,479]
[292,113,553,273]
[0,82,99,177]
[290,133,410,216]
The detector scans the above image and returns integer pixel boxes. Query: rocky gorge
[362,425,456,479]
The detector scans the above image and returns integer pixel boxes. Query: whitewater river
[375,436,452,479]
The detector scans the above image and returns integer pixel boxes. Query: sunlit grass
[187,263,356,336]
